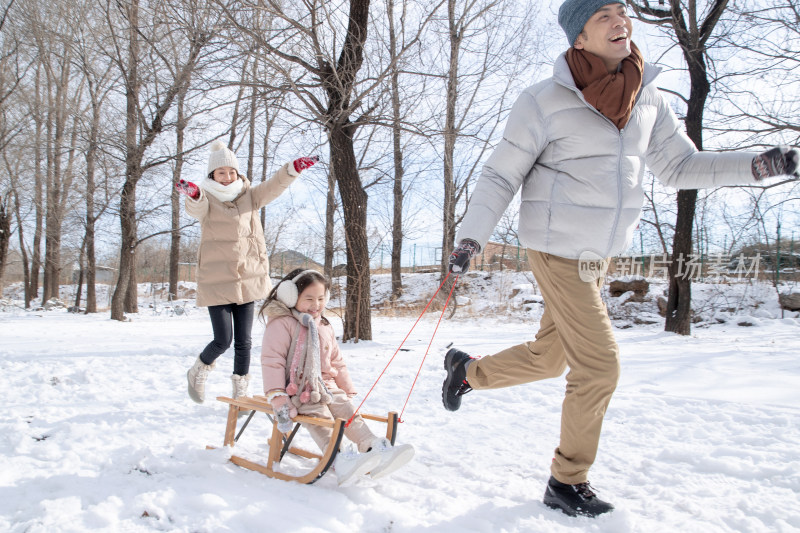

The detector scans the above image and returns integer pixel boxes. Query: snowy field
[1,275,800,532]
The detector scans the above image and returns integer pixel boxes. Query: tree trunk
[324,169,336,279]
[125,249,138,312]
[387,0,403,299]
[112,179,138,320]
[12,190,31,307]
[84,98,99,313]
[0,199,9,289]
[246,61,257,183]
[228,57,249,149]
[111,0,140,321]
[74,239,85,310]
[664,19,713,335]
[169,81,189,301]
[329,124,371,341]
[630,1,729,337]
[42,82,60,303]
[665,189,697,334]
[31,64,44,307]
[43,51,77,304]
[440,0,460,279]
[260,93,269,231]
[320,0,371,340]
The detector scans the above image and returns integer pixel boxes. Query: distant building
[469,241,529,271]
[71,266,117,284]
[270,250,323,277]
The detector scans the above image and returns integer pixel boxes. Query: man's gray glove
[752,146,799,180]
[448,239,481,273]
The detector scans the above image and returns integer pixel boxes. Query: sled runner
[211,394,398,484]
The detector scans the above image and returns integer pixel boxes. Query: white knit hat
[207,140,240,174]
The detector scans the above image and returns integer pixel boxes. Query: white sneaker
[365,438,415,479]
[187,357,215,404]
[231,374,250,399]
[334,448,382,486]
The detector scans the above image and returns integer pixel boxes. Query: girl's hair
[207,170,245,181]
[259,268,331,323]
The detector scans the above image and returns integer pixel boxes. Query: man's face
[574,3,633,73]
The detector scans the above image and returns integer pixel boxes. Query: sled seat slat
[211,395,399,484]
[218,395,339,428]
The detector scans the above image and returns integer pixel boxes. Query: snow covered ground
[1,275,799,532]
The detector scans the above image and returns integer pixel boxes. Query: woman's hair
[259,268,331,323]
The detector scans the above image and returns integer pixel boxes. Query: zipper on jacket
[558,80,628,258]
[551,54,656,259]
[606,128,625,258]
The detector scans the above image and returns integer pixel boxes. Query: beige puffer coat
[260,300,356,399]
[185,163,297,307]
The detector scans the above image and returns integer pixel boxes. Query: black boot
[543,476,614,518]
[442,348,473,411]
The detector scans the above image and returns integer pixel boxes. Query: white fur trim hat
[207,140,240,174]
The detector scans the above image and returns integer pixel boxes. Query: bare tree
[28,63,44,306]
[437,0,540,278]
[0,194,8,287]
[640,172,674,255]
[222,0,441,340]
[387,0,405,299]
[24,1,86,305]
[709,1,800,148]
[169,78,190,301]
[490,203,520,270]
[72,4,117,313]
[629,0,733,335]
[105,0,214,320]
[0,8,23,291]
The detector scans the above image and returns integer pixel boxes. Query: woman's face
[212,166,238,186]
[295,280,327,318]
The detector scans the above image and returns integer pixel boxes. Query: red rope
[397,273,459,422]
[346,272,458,427]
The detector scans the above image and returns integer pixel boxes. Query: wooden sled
[211,394,398,484]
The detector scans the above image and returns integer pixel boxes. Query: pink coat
[261,306,356,399]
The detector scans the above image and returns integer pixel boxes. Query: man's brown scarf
[566,42,644,130]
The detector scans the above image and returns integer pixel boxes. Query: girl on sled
[260,268,415,485]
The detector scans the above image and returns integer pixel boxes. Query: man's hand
[175,179,200,199]
[752,146,799,180]
[448,239,481,274]
[293,156,319,173]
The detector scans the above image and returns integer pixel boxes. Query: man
[443,0,799,519]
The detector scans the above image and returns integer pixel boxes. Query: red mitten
[176,179,200,199]
[293,156,319,173]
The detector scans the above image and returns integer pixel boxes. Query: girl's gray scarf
[285,310,332,407]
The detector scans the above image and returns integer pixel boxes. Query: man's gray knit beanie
[558,0,626,46]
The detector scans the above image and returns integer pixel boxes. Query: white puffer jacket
[457,53,757,260]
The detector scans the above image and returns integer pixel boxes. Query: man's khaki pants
[465,250,619,484]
